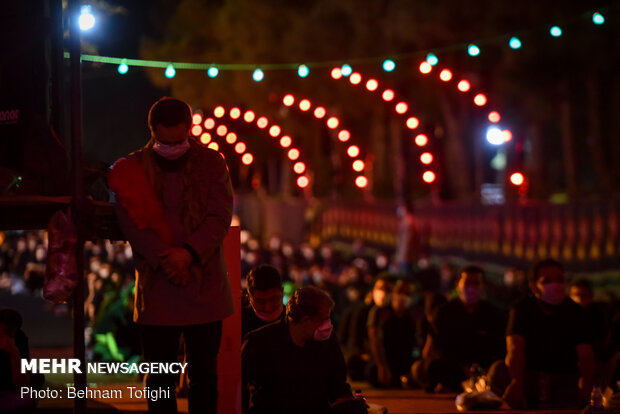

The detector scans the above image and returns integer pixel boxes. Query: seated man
[340,277,391,381]
[368,280,422,388]
[412,265,506,392]
[569,278,610,364]
[242,264,285,339]
[242,286,366,414]
[494,259,595,409]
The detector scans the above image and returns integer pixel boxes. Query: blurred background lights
[283,94,295,106]
[467,44,480,56]
[299,99,311,111]
[118,62,129,74]
[225,132,237,144]
[422,171,436,183]
[457,80,471,92]
[488,111,501,123]
[243,111,255,122]
[355,176,368,188]
[550,26,562,37]
[293,162,306,174]
[510,172,525,186]
[191,125,202,136]
[426,53,438,66]
[340,64,352,77]
[213,106,225,118]
[347,145,360,158]
[314,107,326,118]
[406,117,420,129]
[207,67,219,78]
[509,36,522,49]
[269,125,281,137]
[252,68,264,81]
[474,93,487,106]
[256,117,268,128]
[216,125,227,136]
[486,127,505,145]
[415,134,429,147]
[297,176,309,188]
[382,59,395,72]
[439,69,453,82]
[338,130,351,142]
[279,136,292,147]
[207,142,219,151]
[420,152,434,165]
[592,12,605,25]
[395,102,408,114]
[503,129,513,142]
[382,89,395,101]
[366,79,379,91]
[204,118,215,129]
[327,117,339,129]
[200,133,211,144]
[230,108,241,119]
[192,113,203,125]
[242,153,254,165]
[297,64,309,78]
[235,142,246,153]
[165,64,176,78]
[419,61,432,74]
[352,160,365,172]
[288,148,300,160]
[331,67,342,79]
[349,73,362,85]
[79,5,95,31]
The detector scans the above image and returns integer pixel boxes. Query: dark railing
[313,199,620,272]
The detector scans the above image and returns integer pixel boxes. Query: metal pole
[67,1,86,413]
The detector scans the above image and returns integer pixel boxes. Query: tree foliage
[140,0,620,200]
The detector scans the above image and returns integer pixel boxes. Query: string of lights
[64,6,614,78]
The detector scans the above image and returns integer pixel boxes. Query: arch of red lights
[330,67,437,184]
[415,61,512,143]
[192,107,312,189]
[281,93,369,189]
[191,112,255,166]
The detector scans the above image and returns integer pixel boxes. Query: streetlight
[78,5,95,31]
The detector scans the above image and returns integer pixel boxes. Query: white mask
[153,139,190,160]
[313,319,333,341]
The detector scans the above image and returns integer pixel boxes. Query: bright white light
[79,6,95,31]
[486,127,505,145]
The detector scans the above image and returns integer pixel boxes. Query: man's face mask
[153,139,190,160]
[313,319,333,341]
[538,282,566,305]
[458,286,481,305]
[536,265,566,306]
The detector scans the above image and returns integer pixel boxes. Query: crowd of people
[240,236,620,410]
[0,230,139,363]
[2,226,620,410]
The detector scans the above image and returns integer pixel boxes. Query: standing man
[109,97,234,413]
